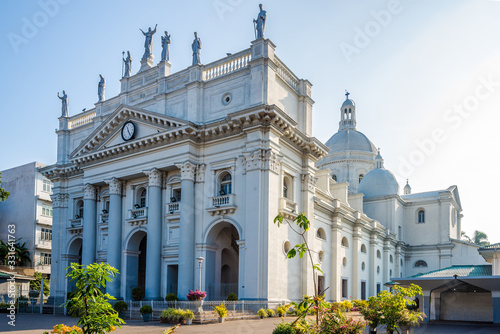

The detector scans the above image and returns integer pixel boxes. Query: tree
[460,231,471,243]
[473,230,489,246]
[30,272,50,296]
[64,262,124,334]
[0,238,31,266]
[0,172,9,202]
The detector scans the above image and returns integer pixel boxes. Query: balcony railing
[207,194,237,216]
[127,207,148,226]
[167,203,180,213]
[279,197,298,218]
[100,213,109,223]
[69,218,82,228]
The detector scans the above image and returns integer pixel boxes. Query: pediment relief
[70,105,187,159]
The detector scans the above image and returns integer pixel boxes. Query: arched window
[360,244,367,253]
[417,209,425,223]
[359,174,364,183]
[318,251,324,262]
[75,200,84,218]
[414,260,428,268]
[332,174,337,182]
[341,237,349,247]
[283,175,292,199]
[139,189,147,208]
[390,255,393,263]
[283,241,291,255]
[377,250,381,259]
[219,172,232,195]
[317,228,326,240]
[377,266,380,274]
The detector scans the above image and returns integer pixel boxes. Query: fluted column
[177,162,196,300]
[144,168,163,300]
[106,178,123,299]
[49,193,69,304]
[82,184,97,266]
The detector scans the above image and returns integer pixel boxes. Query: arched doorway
[124,230,147,300]
[205,222,240,300]
[66,238,82,293]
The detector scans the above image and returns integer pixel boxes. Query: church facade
[42,29,485,303]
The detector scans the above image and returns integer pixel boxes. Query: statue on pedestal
[161,31,171,62]
[192,32,202,65]
[57,90,68,117]
[140,24,157,60]
[253,4,267,39]
[123,51,132,78]
[98,74,105,102]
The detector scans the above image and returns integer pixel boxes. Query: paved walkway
[1,314,499,333]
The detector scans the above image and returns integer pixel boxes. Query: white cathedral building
[41,30,486,303]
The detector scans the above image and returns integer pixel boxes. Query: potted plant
[276,305,288,317]
[165,293,179,302]
[397,309,424,334]
[183,309,195,325]
[214,303,227,323]
[113,301,128,319]
[131,287,145,301]
[257,308,268,319]
[140,305,153,322]
[267,309,275,317]
[186,289,206,313]
[226,292,238,301]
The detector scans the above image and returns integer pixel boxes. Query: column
[144,168,163,300]
[193,165,206,294]
[82,184,97,266]
[177,162,196,299]
[383,238,390,291]
[106,178,122,299]
[352,223,360,299]
[369,234,377,297]
[330,205,342,302]
[300,171,316,297]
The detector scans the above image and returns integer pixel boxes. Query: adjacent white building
[0,162,53,275]
[41,31,485,305]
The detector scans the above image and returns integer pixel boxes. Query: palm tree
[473,230,489,246]
[461,231,471,243]
[0,238,31,266]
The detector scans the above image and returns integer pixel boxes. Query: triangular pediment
[70,105,188,159]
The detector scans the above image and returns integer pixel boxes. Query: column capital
[105,178,122,195]
[83,183,97,200]
[301,173,317,192]
[176,161,197,181]
[50,193,69,208]
[144,168,163,187]
[195,164,206,183]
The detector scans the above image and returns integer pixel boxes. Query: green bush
[267,309,275,317]
[257,308,267,318]
[183,309,195,320]
[272,322,298,334]
[140,305,152,314]
[277,305,289,317]
[160,308,190,323]
[113,301,128,313]
[131,287,145,301]
[226,292,238,301]
[165,293,179,301]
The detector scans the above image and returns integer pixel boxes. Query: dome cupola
[339,91,356,131]
[358,149,399,198]
[404,179,412,195]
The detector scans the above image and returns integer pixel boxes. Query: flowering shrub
[186,289,206,301]
[50,324,83,333]
[319,309,367,334]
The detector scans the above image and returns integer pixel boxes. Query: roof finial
[345,90,350,100]
[406,179,409,185]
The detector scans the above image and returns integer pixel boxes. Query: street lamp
[196,257,204,291]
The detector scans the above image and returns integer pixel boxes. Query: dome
[358,168,399,198]
[325,129,377,154]
[342,99,355,108]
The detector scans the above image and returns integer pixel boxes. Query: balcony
[126,207,148,226]
[100,212,109,224]
[68,218,83,234]
[165,202,180,219]
[279,197,298,219]
[207,194,237,216]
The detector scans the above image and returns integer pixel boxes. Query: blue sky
[1,0,500,242]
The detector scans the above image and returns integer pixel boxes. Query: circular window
[377,266,380,274]
[283,241,291,255]
[361,262,365,271]
[318,250,324,263]
[342,257,347,267]
[221,93,232,105]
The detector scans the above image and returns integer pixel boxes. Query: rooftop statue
[123,51,132,78]
[192,32,202,65]
[57,90,68,117]
[253,4,267,39]
[140,24,157,60]
[161,31,171,62]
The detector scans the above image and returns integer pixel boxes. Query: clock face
[121,121,135,141]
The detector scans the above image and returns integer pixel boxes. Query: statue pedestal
[158,61,172,77]
[139,56,154,72]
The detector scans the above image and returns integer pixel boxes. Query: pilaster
[105,177,123,299]
[82,184,97,266]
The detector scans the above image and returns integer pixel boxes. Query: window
[318,250,324,263]
[414,260,428,268]
[332,174,337,182]
[316,228,326,240]
[41,228,52,241]
[360,244,367,253]
[42,179,53,193]
[377,250,381,259]
[417,209,425,223]
[102,199,110,213]
[317,275,325,296]
[171,188,182,202]
[41,204,53,217]
[139,189,147,208]
[377,266,380,274]
[342,257,347,266]
[376,283,381,294]
[341,237,349,247]
[75,200,84,218]
[361,281,366,300]
[341,279,348,298]
[359,174,364,183]
[40,253,51,265]
[390,255,393,263]
[219,172,232,195]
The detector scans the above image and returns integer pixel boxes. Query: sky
[1,0,499,242]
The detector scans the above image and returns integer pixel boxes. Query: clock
[121,121,136,141]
